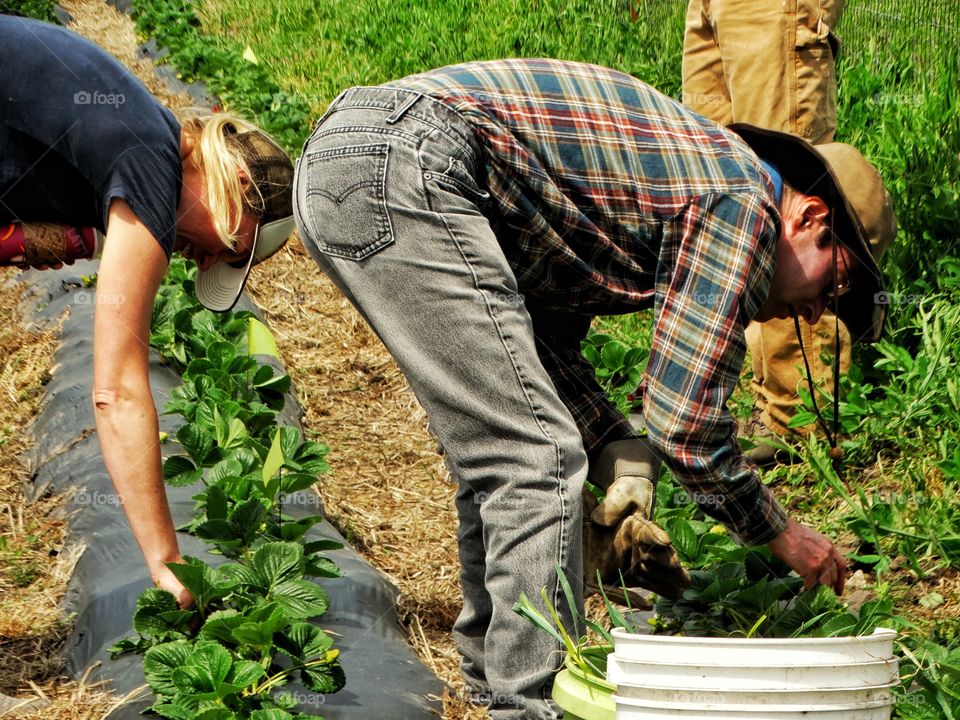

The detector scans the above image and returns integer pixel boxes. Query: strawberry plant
[111,261,345,718]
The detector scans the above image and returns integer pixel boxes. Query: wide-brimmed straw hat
[730,124,897,343]
[195,130,295,313]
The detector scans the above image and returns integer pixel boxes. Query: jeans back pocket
[303,143,394,260]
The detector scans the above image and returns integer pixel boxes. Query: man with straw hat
[294,59,895,720]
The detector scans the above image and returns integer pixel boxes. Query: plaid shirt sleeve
[530,310,640,460]
[642,191,789,545]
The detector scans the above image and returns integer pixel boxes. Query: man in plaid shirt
[294,59,895,719]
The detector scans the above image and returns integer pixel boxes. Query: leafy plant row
[131,0,312,153]
[110,260,345,720]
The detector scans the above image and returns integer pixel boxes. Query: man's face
[755,212,857,325]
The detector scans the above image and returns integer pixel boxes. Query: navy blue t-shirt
[0,15,181,257]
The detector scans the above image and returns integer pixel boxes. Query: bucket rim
[611,627,897,647]
[608,652,899,671]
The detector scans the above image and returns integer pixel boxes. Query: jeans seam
[432,193,571,655]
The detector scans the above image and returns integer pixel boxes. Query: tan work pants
[682,0,849,435]
[682,0,845,144]
[745,315,851,435]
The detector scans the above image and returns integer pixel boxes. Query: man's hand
[767,517,847,595]
[583,438,690,602]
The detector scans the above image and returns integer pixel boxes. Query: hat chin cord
[790,219,844,470]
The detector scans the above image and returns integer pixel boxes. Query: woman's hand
[94,199,188,613]
[152,561,195,609]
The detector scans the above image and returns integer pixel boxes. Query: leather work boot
[742,421,800,468]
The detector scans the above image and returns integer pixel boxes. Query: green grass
[0,0,56,21]
[194,0,685,106]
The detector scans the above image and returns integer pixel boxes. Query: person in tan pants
[682,0,850,462]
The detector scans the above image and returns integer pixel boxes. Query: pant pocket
[302,143,395,260]
[794,0,838,142]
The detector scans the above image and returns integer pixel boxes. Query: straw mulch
[0,267,119,716]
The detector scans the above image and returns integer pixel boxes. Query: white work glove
[583,438,691,604]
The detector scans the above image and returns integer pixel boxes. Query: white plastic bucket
[608,628,899,720]
[613,682,893,708]
[610,627,897,667]
[613,694,894,720]
[606,654,899,691]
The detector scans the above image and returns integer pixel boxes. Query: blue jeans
[294,86,588,719]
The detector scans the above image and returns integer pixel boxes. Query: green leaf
[262,428,285,483]
[206,340,237,369]
[143,641,193,697]
[185,641,232,691]
[788,411,819,428]
[132,588,192,638]
[254,542,304,586]
[198,609,243,643]
[250,710,294,720]
[512,592,564,644]
[277,516,320,543]
[107,636,143,658]
[232,498,268,547]
[248,318,280,357]
[163,455,203,487]
[276,622,333,660]
[231,621,275,647]
[205,485,228,521]
[279,472,320,495]
[302,659,346,694]
[177,424,217,466]
[303,539,343,555]
[270,579,329,619]
[600,340,627,369]
[217,562,261,588]
[207,457,244,485]
[195,519,241,547]
[150,701,199,720]
[664,517,698,560]
[194,709,238,720]
[166,558,233,611]
[228,659,266,689]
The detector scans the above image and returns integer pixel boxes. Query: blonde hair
[181,113,275,249]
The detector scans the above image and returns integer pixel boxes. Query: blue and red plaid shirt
[390,59,788,544]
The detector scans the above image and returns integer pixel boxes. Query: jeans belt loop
[386,91,422,124]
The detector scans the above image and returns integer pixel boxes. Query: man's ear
[803,195,830,228]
